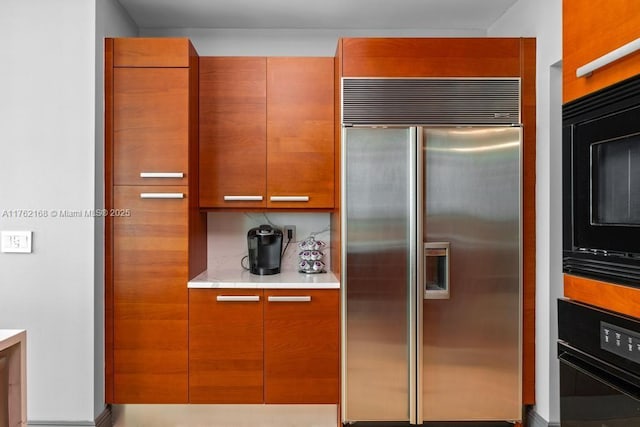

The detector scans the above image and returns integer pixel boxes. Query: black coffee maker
[247,224,283,275]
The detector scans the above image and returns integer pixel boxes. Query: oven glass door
[571,104,640,254]
[560,354,640,426]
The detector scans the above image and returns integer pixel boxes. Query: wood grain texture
[113,38,191,68]
[331,40,343,278]
[264,289,339,404]
[342,38,521,77]
[563,0,640,103]
[189,289,264,403]
[188,51,208,278]
[113,67,189,186]
[112,185,189,403]
[564,274,640,319]
[266,57,335,209]
[199,57,267,208]
[104,37,115,404]
[520,37,537,406]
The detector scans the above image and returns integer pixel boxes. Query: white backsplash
[207,212,332,273]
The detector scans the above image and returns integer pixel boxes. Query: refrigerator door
[342,127,417,423]
[420,127,522,421]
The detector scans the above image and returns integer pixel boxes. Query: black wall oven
[563,74,640,286]
[558,299,640,426]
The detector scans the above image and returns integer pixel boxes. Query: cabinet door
[199,57,267,208]
[264,289,339,403]
[112,185,189,403]
[114,38,191,67]
[113,68,189,186]
[563,0,640,103]
[189,289,264,403]
[267,57,335,209]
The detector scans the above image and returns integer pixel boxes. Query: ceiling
[117,0,519,31]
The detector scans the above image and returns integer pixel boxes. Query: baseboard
[528,409,560,427]
[95,406,112,427]
[29,406,112,427]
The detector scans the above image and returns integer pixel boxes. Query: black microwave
[563,73,640,287]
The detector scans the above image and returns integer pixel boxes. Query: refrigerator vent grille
[342,78,520,125]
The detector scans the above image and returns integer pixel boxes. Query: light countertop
[188,268,340,289]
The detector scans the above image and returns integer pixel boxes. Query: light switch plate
[1,231,32,253]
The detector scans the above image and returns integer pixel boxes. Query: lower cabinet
[188,288,339,404]
[112,185,189,403]
[264,289,340,404]
[189,289,264,403]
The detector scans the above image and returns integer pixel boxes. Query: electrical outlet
[283,225,296,242]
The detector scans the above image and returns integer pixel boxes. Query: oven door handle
[558,343,640,400]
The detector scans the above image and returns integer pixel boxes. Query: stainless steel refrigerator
[341,125,522,423]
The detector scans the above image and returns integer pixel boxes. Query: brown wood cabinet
[199,57,335,209]
[113,67,189,186]
[266,57,335,209]
[189,289,264,403]
[112,186,190,403]
[105,37,207,404]
[563,0,640,103]
[264,289,340,404]
[564,274,640,319]
[199,57,267,208]
[187,289,339,404]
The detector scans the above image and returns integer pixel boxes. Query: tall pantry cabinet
[104,38,207,403]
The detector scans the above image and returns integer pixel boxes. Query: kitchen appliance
[563,74,640,287]
[341,77,522,424]
[247,224,283,275]
[558,299,640,426]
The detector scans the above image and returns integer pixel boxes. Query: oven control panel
[601,321,640,363]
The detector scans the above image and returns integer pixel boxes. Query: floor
[112,404,338,427]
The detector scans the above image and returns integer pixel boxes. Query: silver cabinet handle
[140,193,184,199]
[424,242,450,300]
[139,172,184,178]
[577,37,640,78]
[269,196,310,202]
[223,195,264,201]
[216,295,260,302]
[267,296,312,302]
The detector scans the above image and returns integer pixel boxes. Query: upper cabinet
[199,57,267,208]
[266,58,334,209]
[113,38,192,67]
[340,38,522,77]
[199,57,335,209]
[113,67,190,186]
[563,0,640,103]
[111,37,199,187]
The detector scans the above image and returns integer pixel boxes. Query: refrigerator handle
[423,242,450,299]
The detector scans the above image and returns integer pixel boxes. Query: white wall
[140,28,486,55]
[0,0,135,424]
[488,0,562,423]
[0,0,96,422]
